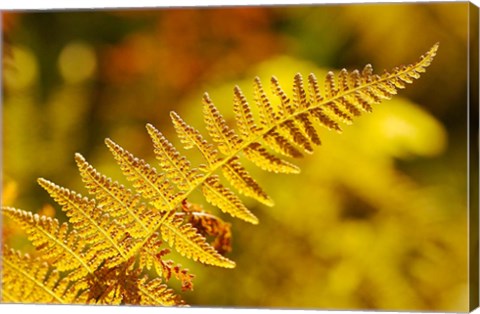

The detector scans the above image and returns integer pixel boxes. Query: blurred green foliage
[1,3,470,311]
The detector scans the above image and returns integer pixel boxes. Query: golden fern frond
[112,46,441,233]
[3,45,437,306]
[1,247,87,304]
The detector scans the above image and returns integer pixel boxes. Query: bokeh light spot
[58,41,97,83]
[4,45,38,90]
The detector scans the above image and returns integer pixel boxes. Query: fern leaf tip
[74,152,86,162]
[146,123,162,138]
[427,42,439,59]
[37,177,51,187]
[169,111,180,119]
[202,92,212,103]
[104,137,114,146]
[145,123,156,132]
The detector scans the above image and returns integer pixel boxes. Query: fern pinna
[1,43,438,305]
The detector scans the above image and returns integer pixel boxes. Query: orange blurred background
[2,3,473,311]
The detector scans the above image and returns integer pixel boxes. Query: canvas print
[1,2,478,312]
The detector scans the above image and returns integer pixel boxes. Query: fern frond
[3,45,437,307]
[1,247,87,304]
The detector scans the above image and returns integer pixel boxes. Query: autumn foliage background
[1,3,474,311]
